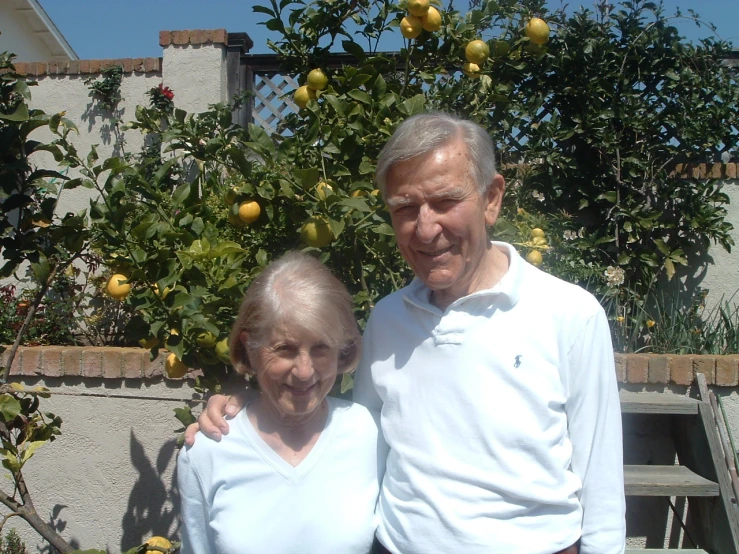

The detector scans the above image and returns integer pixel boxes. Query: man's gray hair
[375,112,498,197]
[228,251,361,376]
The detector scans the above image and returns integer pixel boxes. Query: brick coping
[13,58,162,77]
[0,346,198,381]
[1,346,738,385]
[10,28,229,78]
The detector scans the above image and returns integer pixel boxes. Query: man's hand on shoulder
[183,392,248,446]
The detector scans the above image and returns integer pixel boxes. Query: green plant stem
[1,270,55,383]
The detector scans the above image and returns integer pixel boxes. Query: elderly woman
[178,251,386,554]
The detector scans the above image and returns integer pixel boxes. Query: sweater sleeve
[566,306,626,554]
[177,446,215,554]
[352,310,384,412]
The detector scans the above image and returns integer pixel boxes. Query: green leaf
[372,223,395,236]
[256,249,269,266]
[347,89,372,105]
[0,395,22,421]
[653,238,670,256]
[664,258,676,280]
[340,373,354,394]
[0,103,29,121]
[342,40,366,61]
[21,440,48,464]
[401,94,426,115]
[31,252,51,284]
[172,182,193,207]
[174,406,196,427]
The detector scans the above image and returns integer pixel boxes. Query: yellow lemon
[530,227,545,238]
[145,537,172,554]
[421,6,442,31]
[525,17,550,45]
[294,85,316,109]
[106,274,131,301]
[316,181,334,200]
[532,236,547,247]
[306,68,328,91]
[301,217,333,248]
[215,338,230,364]
[462,62,481,78]
[526,250,543,266]
[164,353,187,379]
[351,189,368,198]
[400,15,423,39]
[465,39,489,65]
[407,0,430,18]
[138,337,159,349]
[238,201,261,224]
[196,332,217,349]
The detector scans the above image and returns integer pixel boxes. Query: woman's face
[244,324,340,421]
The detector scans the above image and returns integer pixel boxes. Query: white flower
[604,266,625,287]
[563,230,577,241]
[531,190,545,202]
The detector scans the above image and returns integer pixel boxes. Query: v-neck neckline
[237,396,337,483]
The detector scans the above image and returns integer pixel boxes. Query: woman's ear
[336,339,359,375]
[239,331,254,374]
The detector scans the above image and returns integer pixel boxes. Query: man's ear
[484,173,506,227]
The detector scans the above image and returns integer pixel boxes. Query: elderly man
[188,112,626,554]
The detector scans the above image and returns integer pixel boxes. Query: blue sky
[41,0,738,60]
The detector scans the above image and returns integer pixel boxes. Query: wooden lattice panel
[253,73,300,133]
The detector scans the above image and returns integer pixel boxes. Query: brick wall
[2,346,738,386]
[159,29,228,47]
[12,58,162,76]
[671,163,738,180]
[0,346,196,380]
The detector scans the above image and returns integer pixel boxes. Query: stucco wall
[702,180,739,310]
[9,377,192,552]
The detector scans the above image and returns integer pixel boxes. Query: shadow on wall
[80,100,126,157]
[40,505,81,554]
[120,430,181,550]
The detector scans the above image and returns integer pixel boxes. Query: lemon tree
[85,0,738,388]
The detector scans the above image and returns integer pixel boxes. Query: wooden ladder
[621,377,739,553]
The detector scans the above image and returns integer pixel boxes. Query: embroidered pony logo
[514,355,522,368]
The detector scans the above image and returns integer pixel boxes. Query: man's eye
[435,199,457,211]
[393,205,416,215]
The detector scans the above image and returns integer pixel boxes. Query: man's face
[385,138,505,307]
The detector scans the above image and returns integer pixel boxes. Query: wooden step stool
[621,378,739,553]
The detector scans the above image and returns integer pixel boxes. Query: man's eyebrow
[385,196,412,209]
[386,186,468,208]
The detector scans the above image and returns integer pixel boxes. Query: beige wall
[6,375,193,551]
[701,180,739,311]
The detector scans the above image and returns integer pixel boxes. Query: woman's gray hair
[228,251,361,376]
[375,112,498,197]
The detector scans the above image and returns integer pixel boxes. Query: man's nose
[415,205,440,243]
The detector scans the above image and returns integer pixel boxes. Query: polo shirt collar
[402,241,524,313]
